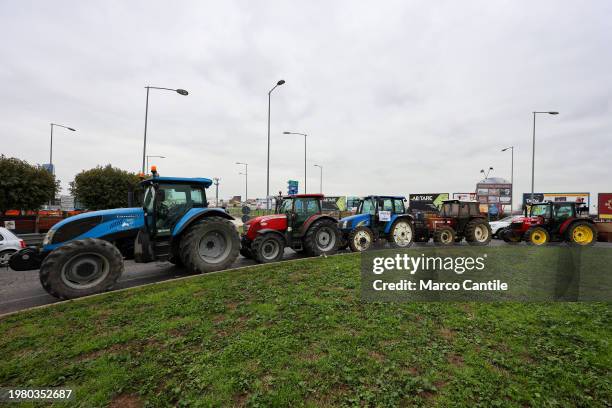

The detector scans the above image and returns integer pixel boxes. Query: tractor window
[279,199,293,214]
[190,188,204,206]
[531,205,551,218]
[381,199,393,212]
[143,186,155,214]
[156,185,199,232]
[554,204,573,220]
[295,198,319,214]
[393,199,405,214]
[359,199,376,215]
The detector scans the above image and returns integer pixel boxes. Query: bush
[70,165,140,210]
[0,155,59,212]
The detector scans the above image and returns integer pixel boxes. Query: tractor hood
[245,213,287,228]
[339,213,369,230]
[243,214,288,240]
[50,207,144,232]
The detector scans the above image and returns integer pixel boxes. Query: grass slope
[0,252,610,407]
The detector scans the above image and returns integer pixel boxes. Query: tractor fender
[559,218,594,235]
[301,214,338,236]
[172,208,234,237]
[256,229,288,245]
[383,214,415,234]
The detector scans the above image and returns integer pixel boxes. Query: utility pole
[213,178,220,207]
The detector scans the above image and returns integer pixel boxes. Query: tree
[70,165,141,210]
[0,155,59,213]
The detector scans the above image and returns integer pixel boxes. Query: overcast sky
[1,0,610,207]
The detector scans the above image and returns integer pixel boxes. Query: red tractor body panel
[244,214,287,241]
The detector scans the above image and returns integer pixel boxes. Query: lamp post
[266,79,286,209]
[501,146,514,210]
[314,164,323,193]
[145,155,166,172]
[531,111,559,202]
[49,123,76,174]
[283,131,307,193]
[480,166,494,180]
[236,162,248,203]
[142,86,188,174]
[213,177,220,207]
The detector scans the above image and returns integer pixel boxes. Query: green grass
[0,250,610,407]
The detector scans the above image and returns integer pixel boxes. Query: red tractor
[499,201,597,246]
[425,200,492,245]
[240,194,341,263]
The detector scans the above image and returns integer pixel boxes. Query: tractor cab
[241,194,340,263]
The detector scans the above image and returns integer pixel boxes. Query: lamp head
[548,111,559,115]
[176,89,189,96]
[277,80,285,86]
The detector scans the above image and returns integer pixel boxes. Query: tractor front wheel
[525,227,550,246]
[252,233,285,263]
[180,216,240,273]
[433,226,456,246]
[348,226,374,252]
[567,222,597,246]
[39,238,124,299]
[304,219,340,256]
[389,220,414,248]
[465,219,492,246]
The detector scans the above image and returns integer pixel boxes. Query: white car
[0,227,26,266]
[489,216,515,238]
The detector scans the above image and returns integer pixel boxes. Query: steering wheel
[157,202,169,219]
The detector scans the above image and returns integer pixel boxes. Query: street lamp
[314,164,323,193]
[142,86,188,174]
[283,131,307,193]
[49,123,76,174]
[501,146,514,209]
[480,166,494,180]
[266,79,285,209]
[145,155,166,172]
[531,111,559,202]
[236,162,248,202]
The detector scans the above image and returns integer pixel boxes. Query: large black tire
[304,219,340,256]
[433,226,456,246]
[179,216,240,273]
[252,233,285,263]
[0,249,17,267]
[525,227,550,246]
[240,247,253,259]
[500,227,521,244]
[388,219,415,249]
[566,221,597,246]
[39,238,124,299]
[348,226,374,252]
[465,218,492,246]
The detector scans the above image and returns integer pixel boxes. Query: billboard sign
[408,193,449,211]
[522,192,590,207]
[598,193,612,219]
[322,196,346,211]
[476,183,512,206]
[453,193,476,201]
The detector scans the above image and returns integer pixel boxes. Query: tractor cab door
[372,198,394,233]
[291,197,321,235]
[154,184,205,237]
[551,203,575,234]
[358,198,377,229]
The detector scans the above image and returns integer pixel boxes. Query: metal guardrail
[18,233,44,247]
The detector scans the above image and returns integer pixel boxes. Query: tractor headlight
[340,220,347,229]
[42,229,55,246]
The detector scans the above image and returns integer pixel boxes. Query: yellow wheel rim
[531,230,547,245]
[572,225,593,245]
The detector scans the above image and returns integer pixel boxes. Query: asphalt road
[1,241,609,316]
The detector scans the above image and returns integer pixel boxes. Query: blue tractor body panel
[43,208,145,252]
[339,213,370,232]
[172,207,232,236]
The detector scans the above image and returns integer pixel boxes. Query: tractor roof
[283,194,325,199]
[363,195,406,200]
[141,176,213,188]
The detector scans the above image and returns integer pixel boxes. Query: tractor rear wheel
[525,227,549,246]
[465,219,492,246]
[304,219,340,256]
[179,216,240,273]
[433,226,456,246]
[389,220,414,248]
[252,233,285,263]
[39,238,124,299]
[567,221,597,246]
[348,226,374,252]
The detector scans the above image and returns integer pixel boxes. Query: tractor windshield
[278,199,293,214]
[530,204,551,218]
[358,199,376,215]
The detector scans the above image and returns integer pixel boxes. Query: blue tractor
[338,195,416,252]
[9,169,240,299]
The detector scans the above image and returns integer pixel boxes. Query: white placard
[4,220,16,230]
[378,211,391,222]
